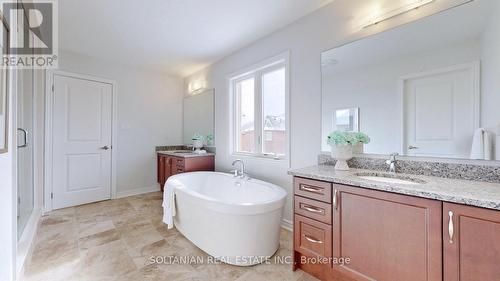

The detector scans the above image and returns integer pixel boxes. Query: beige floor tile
[39,212,75,227]
[144,263,201,281]
[78,229,121,250]
[110,211,150,228]
[193,263,248,281]
[137,239,173,257]
[22,192,318,281]
[75,204,110,224]
[80,240,137,279]
[78,220,115,238]
[24,258,82,281]
[35,220,77,246]
[117,221,164,258]
[103,202,136,217]
[29,235,79,267]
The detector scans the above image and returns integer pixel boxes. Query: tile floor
[22,192,318,281]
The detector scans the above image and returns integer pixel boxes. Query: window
[230,53,288,159]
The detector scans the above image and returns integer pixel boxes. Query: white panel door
[52,75,113,209]
[403,66,477,158]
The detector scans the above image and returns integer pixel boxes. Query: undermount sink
[355,173,426,185]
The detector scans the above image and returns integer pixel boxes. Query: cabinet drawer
[174,158,185,167]
[172,166,184,175]
[294,177,332,203]
[294,214,332,259]
[295,196,332,225]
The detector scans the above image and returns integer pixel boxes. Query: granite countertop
[157,150,216,158]
[288,165,500,211]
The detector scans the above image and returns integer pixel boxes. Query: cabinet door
[164,156,173,179]
[444,203,500,281]
[333,184,442,281]
[158,156,165,185]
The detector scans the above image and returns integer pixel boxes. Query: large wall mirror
[183,89,215,145]
[321,0,500,161]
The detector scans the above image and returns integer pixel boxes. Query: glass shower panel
[17,66,34,239]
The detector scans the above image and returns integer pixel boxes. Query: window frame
[228,51,290,161]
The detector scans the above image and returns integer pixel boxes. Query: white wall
[321,39,481,153]
[57,51,184,195]
[184,1,465,223]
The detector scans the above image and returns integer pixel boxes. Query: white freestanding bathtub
[165,172,287,266]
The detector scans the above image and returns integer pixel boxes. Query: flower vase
[331,144,353,171]
[352,143,364,154]
[193,139,204,151]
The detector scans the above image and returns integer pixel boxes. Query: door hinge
[50,192,54,199]
[51,84,54,92]
[18,197,21,204]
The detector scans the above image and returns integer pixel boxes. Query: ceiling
[58,0,333,77]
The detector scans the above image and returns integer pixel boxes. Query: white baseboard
[116,185,160,199]
[281,219,293,232]
[17,208,42,278]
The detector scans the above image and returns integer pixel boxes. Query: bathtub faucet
[231,159,248,179]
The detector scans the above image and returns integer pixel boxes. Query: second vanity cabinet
[293,176,500,281]
[157,154,214,191]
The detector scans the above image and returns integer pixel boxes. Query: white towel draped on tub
[162,179,177,229]
[470,128,494,160]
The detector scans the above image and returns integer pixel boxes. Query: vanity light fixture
[362,0,435,29]
[188,79,207,95]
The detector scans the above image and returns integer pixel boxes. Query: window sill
[231,152,287,161]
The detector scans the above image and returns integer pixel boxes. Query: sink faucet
[231,159,247,178]
[386,153,399,173]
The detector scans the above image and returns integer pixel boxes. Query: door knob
[408,145,419,150]
[100,145,110,150]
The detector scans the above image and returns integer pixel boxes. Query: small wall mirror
[321,0,500,161]
[183,89,215,145]
[332,108,359,132]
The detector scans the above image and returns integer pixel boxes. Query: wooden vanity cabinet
[443,203,500,281]
[332,184,442,281]
[157,154,214,191]
[293,176,500,281]
[293,177,442,281]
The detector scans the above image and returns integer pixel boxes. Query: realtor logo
[2,1,58,68]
